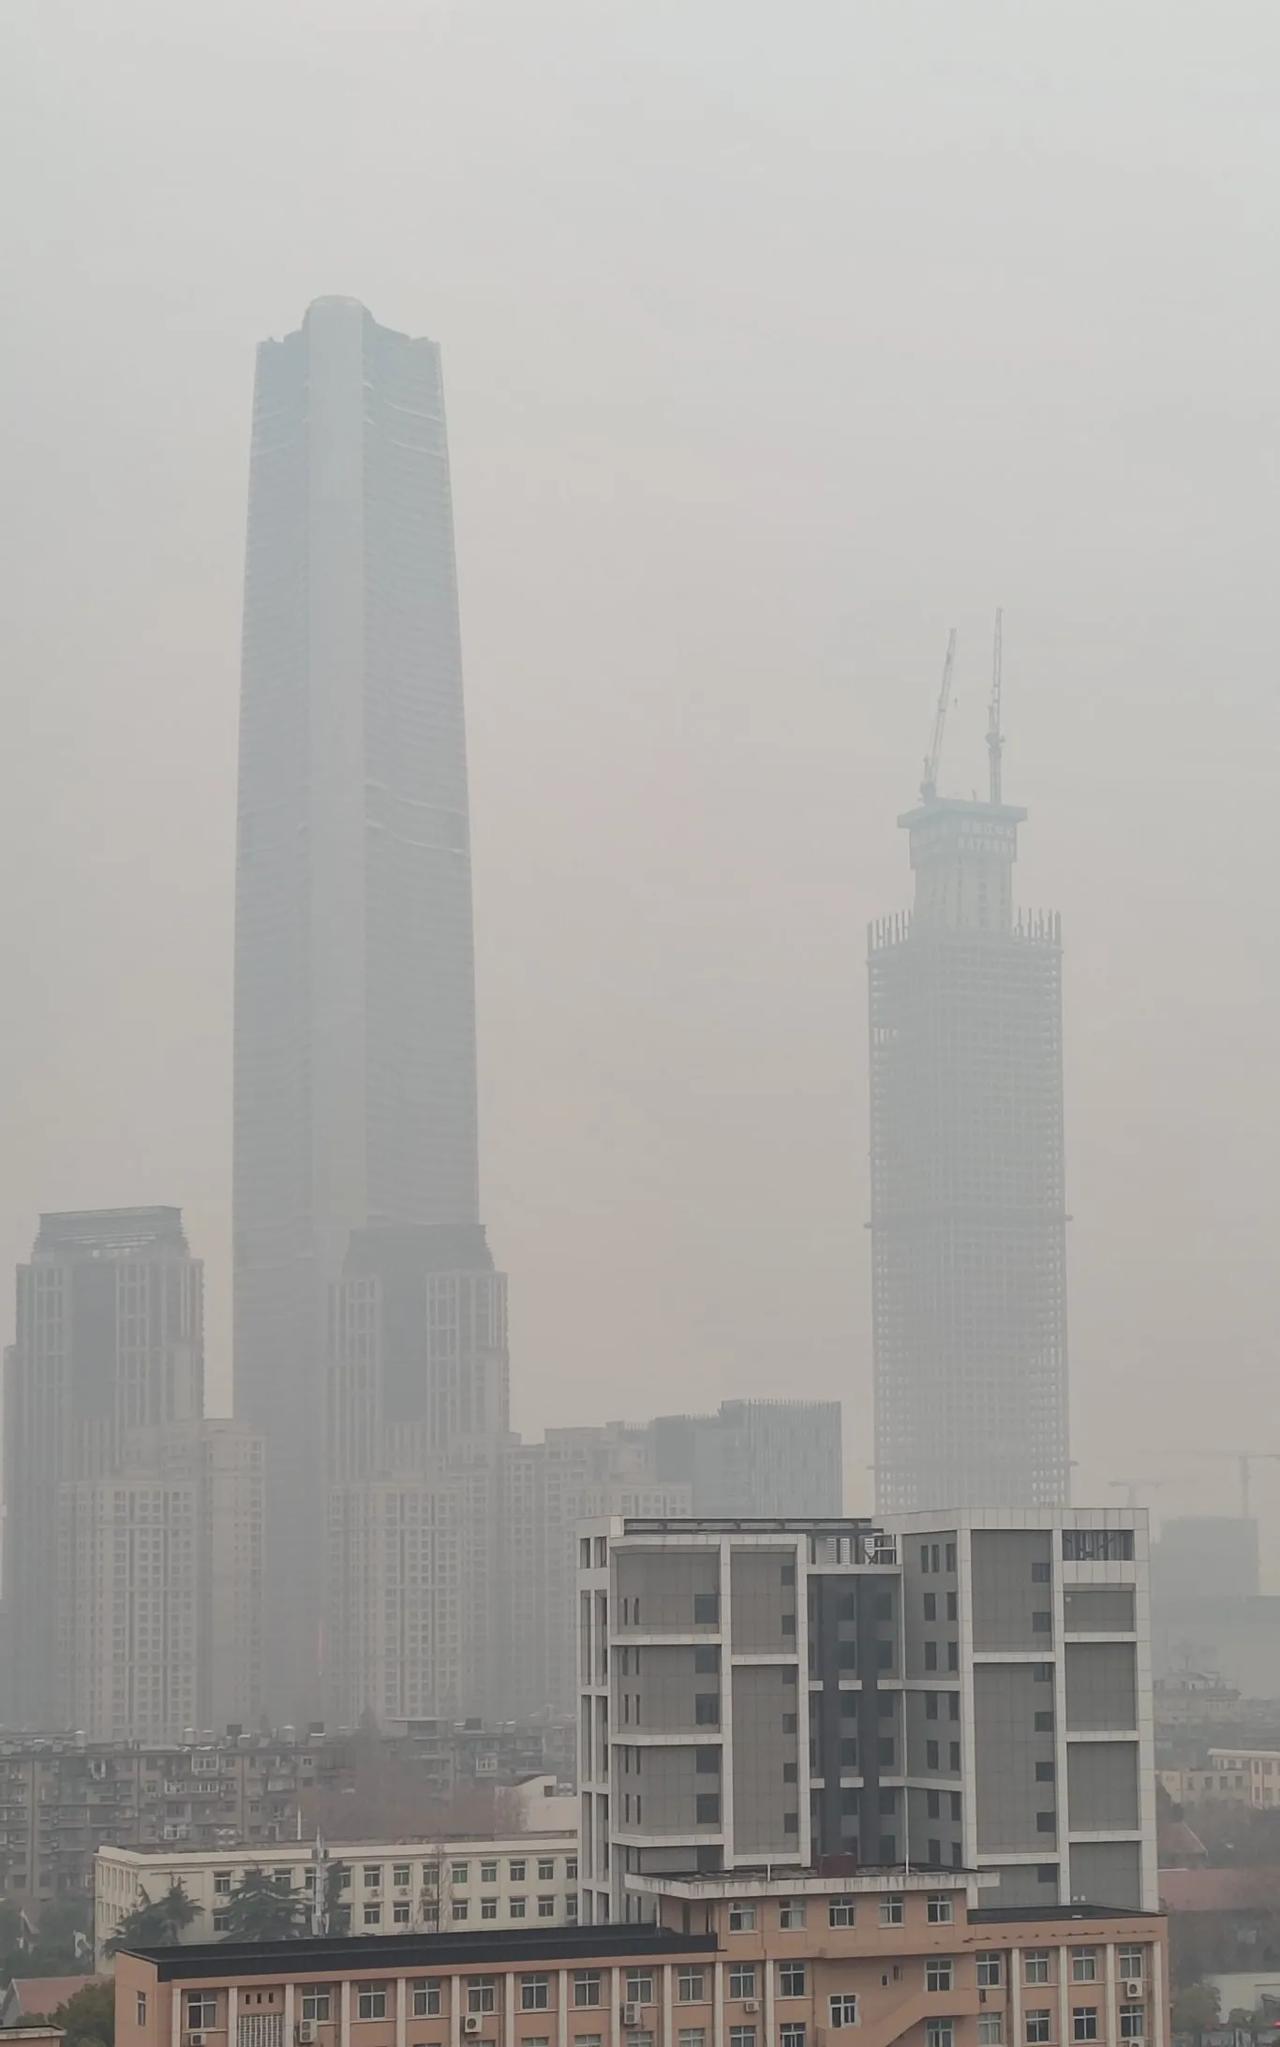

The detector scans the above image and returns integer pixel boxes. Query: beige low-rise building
[112,1867,1167,2047]
[96,1832,578,1967]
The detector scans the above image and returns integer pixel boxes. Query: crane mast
[987,606,1004,805]
[920,627,958,803]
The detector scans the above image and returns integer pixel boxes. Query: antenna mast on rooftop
[987,607,1004,805]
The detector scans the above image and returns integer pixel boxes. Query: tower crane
[1195,1449,1280,1521]
[920,628,958,804]
[1108,1476,1182,1511]
[987,606,1004,805]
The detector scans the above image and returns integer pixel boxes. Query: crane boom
[987,606,1004,805]
[920,628,957,803]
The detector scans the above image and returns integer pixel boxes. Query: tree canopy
[218,1869,307,1942]
[105,1883,199,1956]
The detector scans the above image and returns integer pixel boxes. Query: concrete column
[1057,1948,1070,2047]
[505,1975,516,2047]
[397,1978,407,2047]
[339,1980,350,2047]
[450,1977,463,2047]
[229,1987,240,2047]
[170,1986,182,2047]
[557,1971,569,2047]
[1150,1942,1165,2047]
[1010,1948,1022,2047]
[284,1985,295,2047]
[610,1966,622,2047]
[763,1953,776,2047]
[661,1966,673,2047]
[1104,1945,1117,2047]
[712,1963,724,2047]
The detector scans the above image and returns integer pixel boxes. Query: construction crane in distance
[1195,1449,1280,1521]
[987,607,1004,804]
[1108,1476,1185,1511]
[920,627,958,803]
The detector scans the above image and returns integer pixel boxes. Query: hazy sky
[2,0,1277,1532]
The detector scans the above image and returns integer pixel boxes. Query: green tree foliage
[218,1869,306,1942]
[1172,1981,1221,2034]
[105,1883,199,1956]
[45,1981,114,2047]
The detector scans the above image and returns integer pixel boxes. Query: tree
[1172,1982,1221,2034]
[218,1869,306,1942]
[105,1882,199,1956]
[29,1983,113,2047]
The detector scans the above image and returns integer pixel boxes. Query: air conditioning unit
[743,2003,760,2016]
[464,2020,482,2036]
[297,2024,317,2044]
[189,2033,206,2045]
[620,2007,639,2028]
[1124,1983,1144,2001]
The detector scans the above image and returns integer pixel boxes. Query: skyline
[2,0,1279,1540]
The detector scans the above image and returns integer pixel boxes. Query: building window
[880,1894,904,1926]
[363,1903,381,1926]
[1071,1952,1097,1984]
[453,1902,469,1921]
[729,2031,756,2047]
[413,1984,442,2017]
[926,2025,953,2047]
[695,1694,721,1726]
[521,1977,550,2012]
[1032,1561,1051,1582]
[925,1642,938,1671]
[829,1901,856,1927]
[926,1894,953,1925]
[186,1997,215,2030]
[451,1862,469,1885]
[830,1999,859,2030]
[391,1901,409,1926]
[626,1974,654,2006]
[1024,1953,1050,1986]
[137,1996,148,2027]
[729,1903,757,1932]
[510,1899,526,1920]
[729,1967,757,2001]
[780,1899,806,1930]
[1072,2013,1098,2043]
[508,1860,526,1883]
[538,1859,555,1881]
[393,1864,411,1887]
[566,1859,578,1881]
[538,1896,555,1918]
[980,2021,1004,2046]
[574,1973,602,2009]
[479,1861,498,1885]
[680,2033,707,2047]
[926,1963,953,1993]
[977,1956,1002,1989]
[1025,2015,1051,2045]
[212,1912,231,1933]
[1032,1612,1052,1635]
[1118,1951,1144,1981]
[1120,2008,1145,2039]
[678,1971,706,2003]
[1036,1813,1056,1835]
[213,1871,231,1896]
[696,1794,721,1824]
[780,2028,806,2047]
[363,1865,380,1888]
[1063,1529,1133,1562]
[778,1965,807,1999]
[694,1592,720,1625]
[301,1993,331,2023]
[468,1981,497,2015]
[481,1899,497,1921]
[357,1989,387,2021]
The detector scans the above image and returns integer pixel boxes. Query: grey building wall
[731,1664,797,1855]
[970,1529,1055,1650]
[1067,1742,1140,1830]
[1064,1642,1138,1732]
[972,1664,1056,1855]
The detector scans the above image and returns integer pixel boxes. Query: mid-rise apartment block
[2,1209,263,1740]
[578,1512,1153,1924]
[113,1867,1167,2047]
[96,1832,579,1964]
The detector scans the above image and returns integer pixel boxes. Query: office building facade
[234,297,484,1709]
[869,795,1069,1511]
[577,1511,1154,1924]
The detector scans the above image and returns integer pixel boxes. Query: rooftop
[121,1925,717,1982]
[969,1904,1161,1925]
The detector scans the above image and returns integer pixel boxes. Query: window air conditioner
[464,2019,482,2036]
[297,2024,317,2043]
[1124,1984,1144,2001]
[620,2007,639,2028]
[743,2003,760,2016]
[188,2033,206,2045]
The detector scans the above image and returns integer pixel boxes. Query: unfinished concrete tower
[869,622,1069,1510]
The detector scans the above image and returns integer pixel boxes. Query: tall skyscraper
[234,298,483,1707]
[869,659,1069,1511]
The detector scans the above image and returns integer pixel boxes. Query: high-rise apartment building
[234,297,484,1709]
[2,1209,262,1738]
[578,1510,1153,1924]
[869,781,1069,1510]
[650,1400,843,1517]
